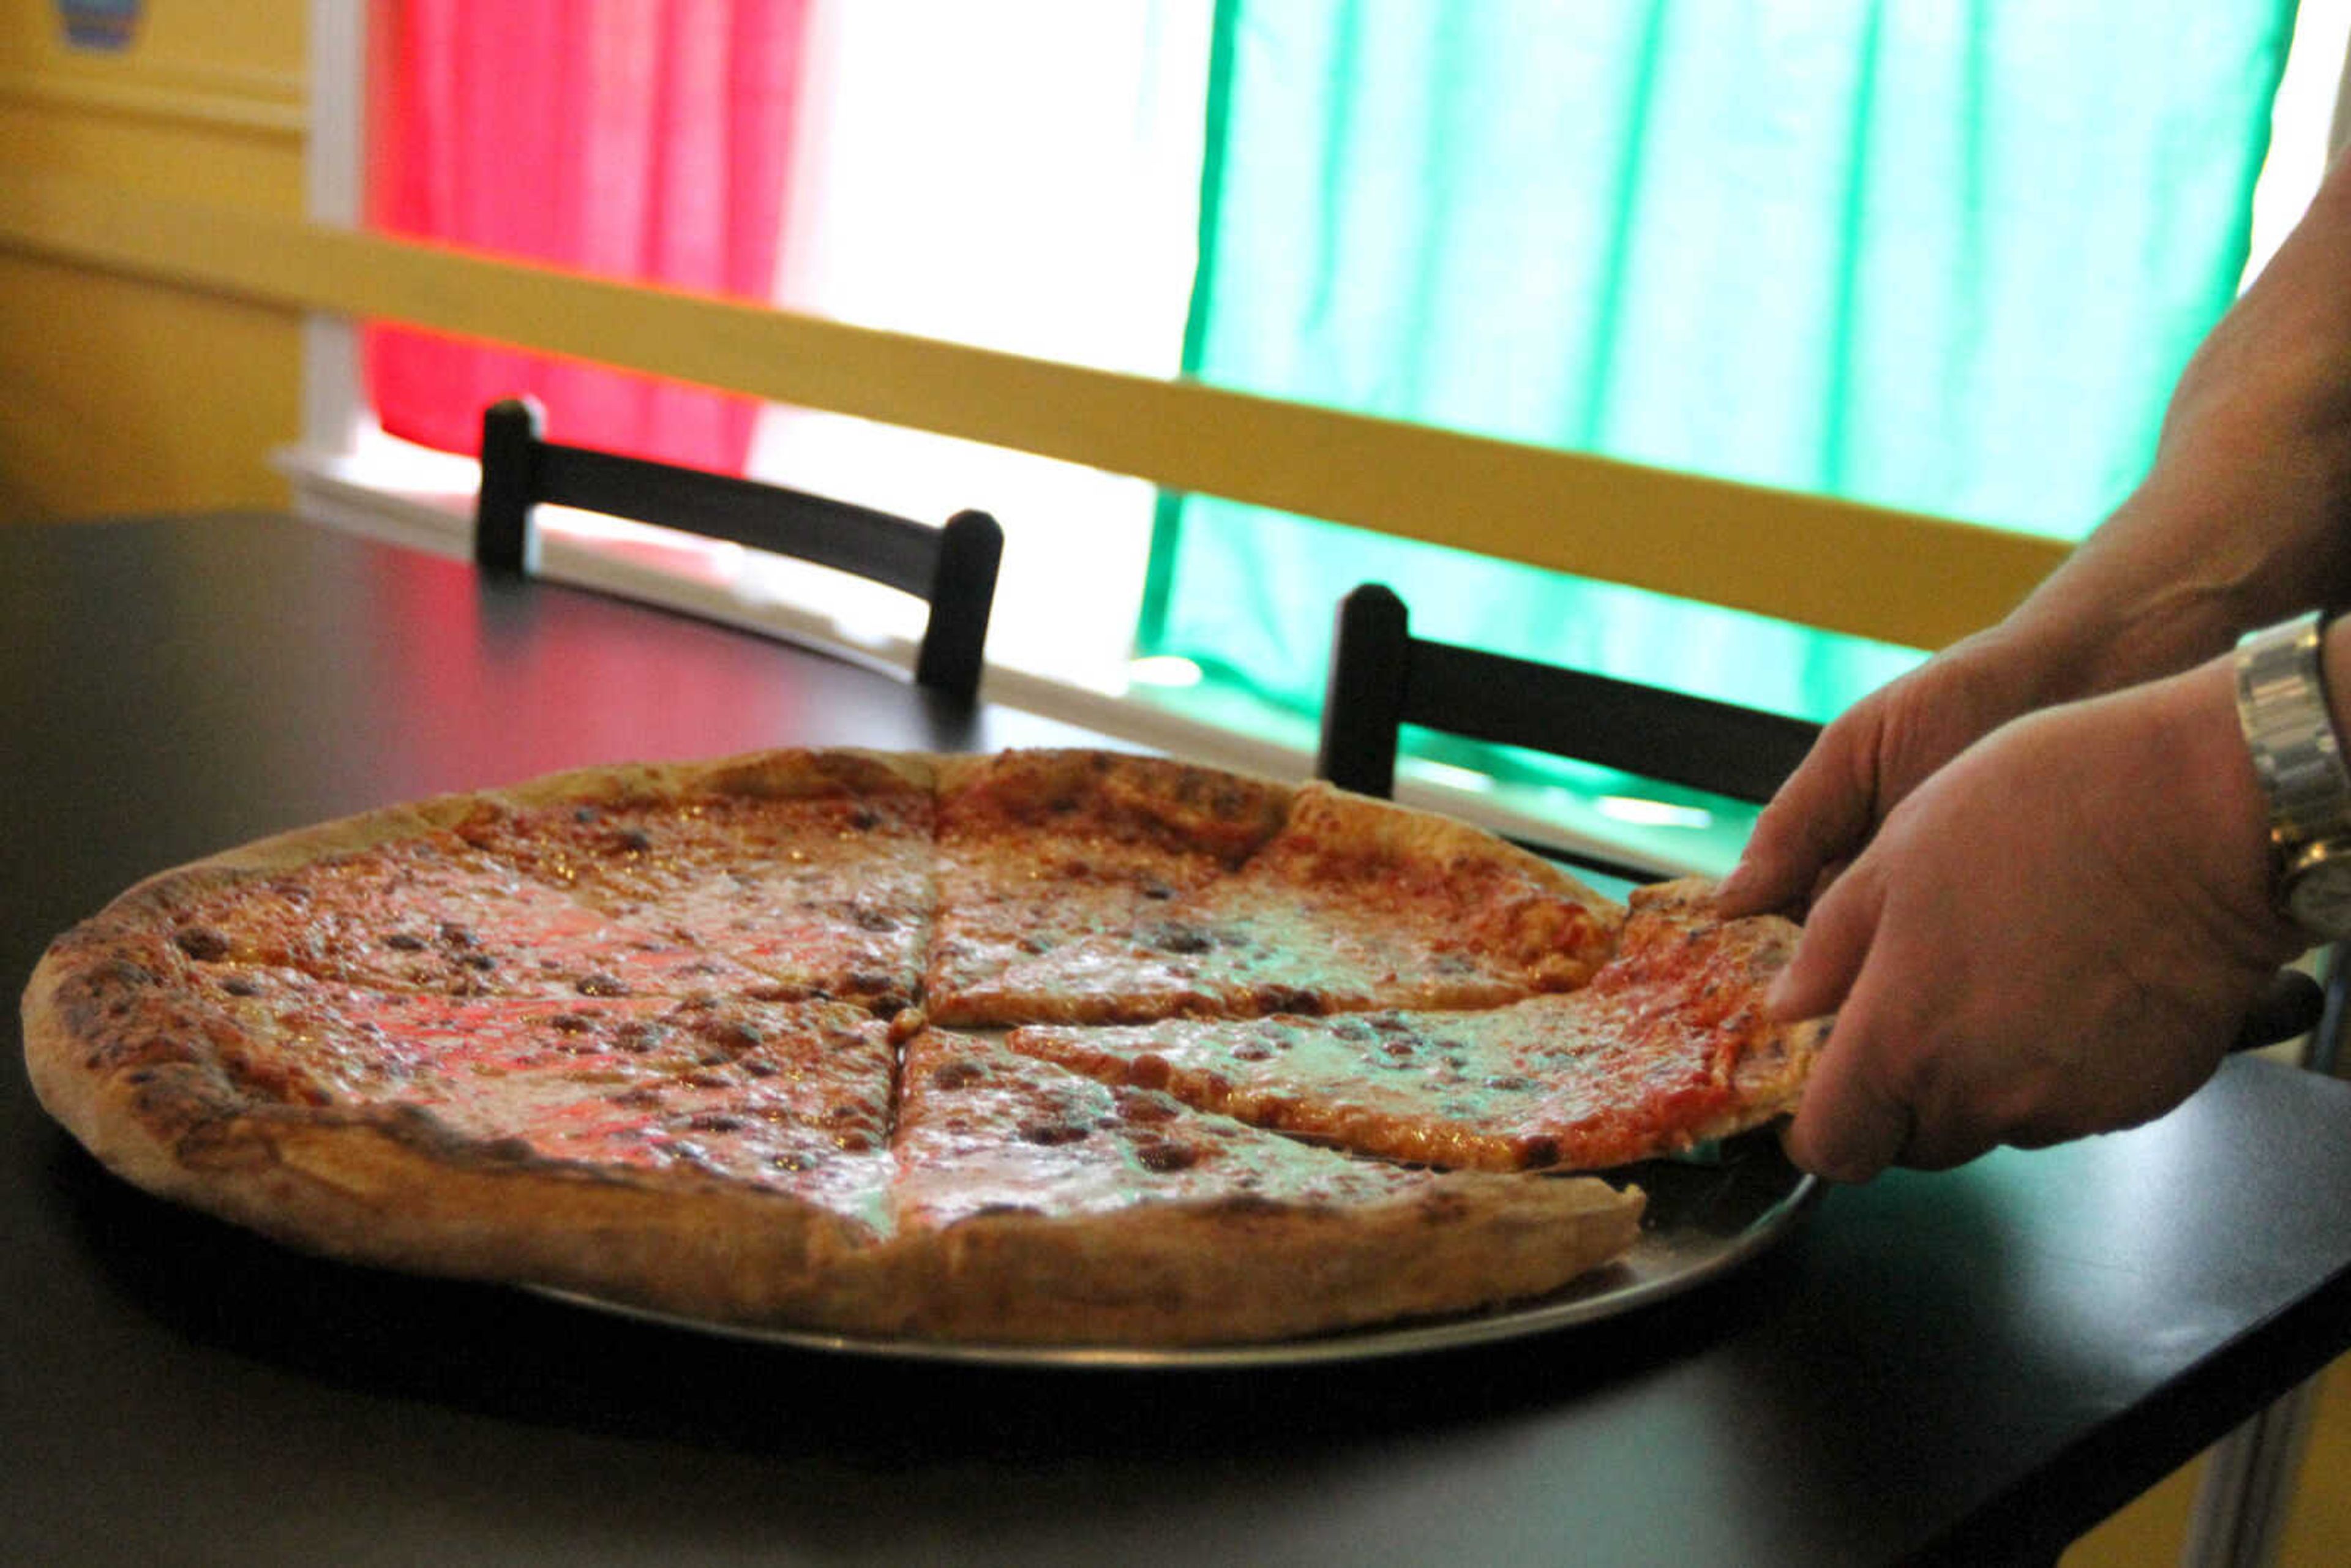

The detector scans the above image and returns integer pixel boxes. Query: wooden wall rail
[0,167,2069,648]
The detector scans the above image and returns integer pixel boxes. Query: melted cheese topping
[455,790,935,1011]
[162,833,778,1001]
[195,968,898,1232]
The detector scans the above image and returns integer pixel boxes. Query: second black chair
[1316,580,1820,879]
[474,397,1003,702]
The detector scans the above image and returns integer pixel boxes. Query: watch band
[2235,610,2351,856]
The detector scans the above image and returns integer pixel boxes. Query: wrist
[2142,654,2308,965]
[2240,611,2351,941]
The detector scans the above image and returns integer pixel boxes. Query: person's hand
[1716,626,2056,919]
[1761,658,2302,1182]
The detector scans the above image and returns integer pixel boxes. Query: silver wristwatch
[2234,610,2351,940]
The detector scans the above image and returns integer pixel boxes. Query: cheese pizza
[21,748,1821,1346]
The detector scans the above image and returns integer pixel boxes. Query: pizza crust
[20,948,902,1329]
[892,1174,1642,1345]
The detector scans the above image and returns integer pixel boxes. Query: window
[293,0,2350,869]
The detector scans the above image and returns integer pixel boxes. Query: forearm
[1985,151,2351,700]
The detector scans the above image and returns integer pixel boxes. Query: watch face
[2288,858,2351,940]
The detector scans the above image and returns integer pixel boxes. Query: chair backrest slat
[473,398,1000,701]
[533,443,945,597]
[1403,639,1817,805]
[1316,581,1820,842]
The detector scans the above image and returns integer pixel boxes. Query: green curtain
[1142,0,2293,736]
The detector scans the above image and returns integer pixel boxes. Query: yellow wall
[0,0,306,520]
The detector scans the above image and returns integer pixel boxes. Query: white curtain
[744,0,1213,689]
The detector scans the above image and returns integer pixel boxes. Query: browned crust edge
[891,1174,1643,1345]
[20,944,901,1329]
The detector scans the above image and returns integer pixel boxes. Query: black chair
[1314,580,2324,1050]
[1316,581,1820,881]
[474,397,1003,702]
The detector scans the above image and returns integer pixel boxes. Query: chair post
[1316,583,1412,797]
[913,509,1003,702]
[476,397,544,574]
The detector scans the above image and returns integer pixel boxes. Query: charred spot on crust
[1253,985,1322,1016]
[691,1015,764,1052]
[1142,921,1214,955]
[1135,1139,1201,1172]
[1209,1193,1289,1217]
[1016,1119,1091,1146]
[382,932,428,951]
[575,973,631,997]
[928,1059,986,1090]
[1113,1089,1182,1122]
[1517,1136,1562,1169]
[844,970,899,1000]
[173,926,230,962]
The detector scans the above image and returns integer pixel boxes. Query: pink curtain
[367,0,808,472]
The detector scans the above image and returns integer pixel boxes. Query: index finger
[1717,729,1876,917]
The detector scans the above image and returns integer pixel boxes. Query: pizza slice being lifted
[1006,879,1822,1172]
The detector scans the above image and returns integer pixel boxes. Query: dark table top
[9,514,2351,1568]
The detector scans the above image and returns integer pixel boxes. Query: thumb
[1766,857,1883,1023]
[1719,735,1875,918]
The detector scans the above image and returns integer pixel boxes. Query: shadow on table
[45,1128,1891,1467]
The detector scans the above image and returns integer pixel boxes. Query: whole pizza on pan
[20,748,1825,1347]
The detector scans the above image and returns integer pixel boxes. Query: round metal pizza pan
[532,1140,1818,1370]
